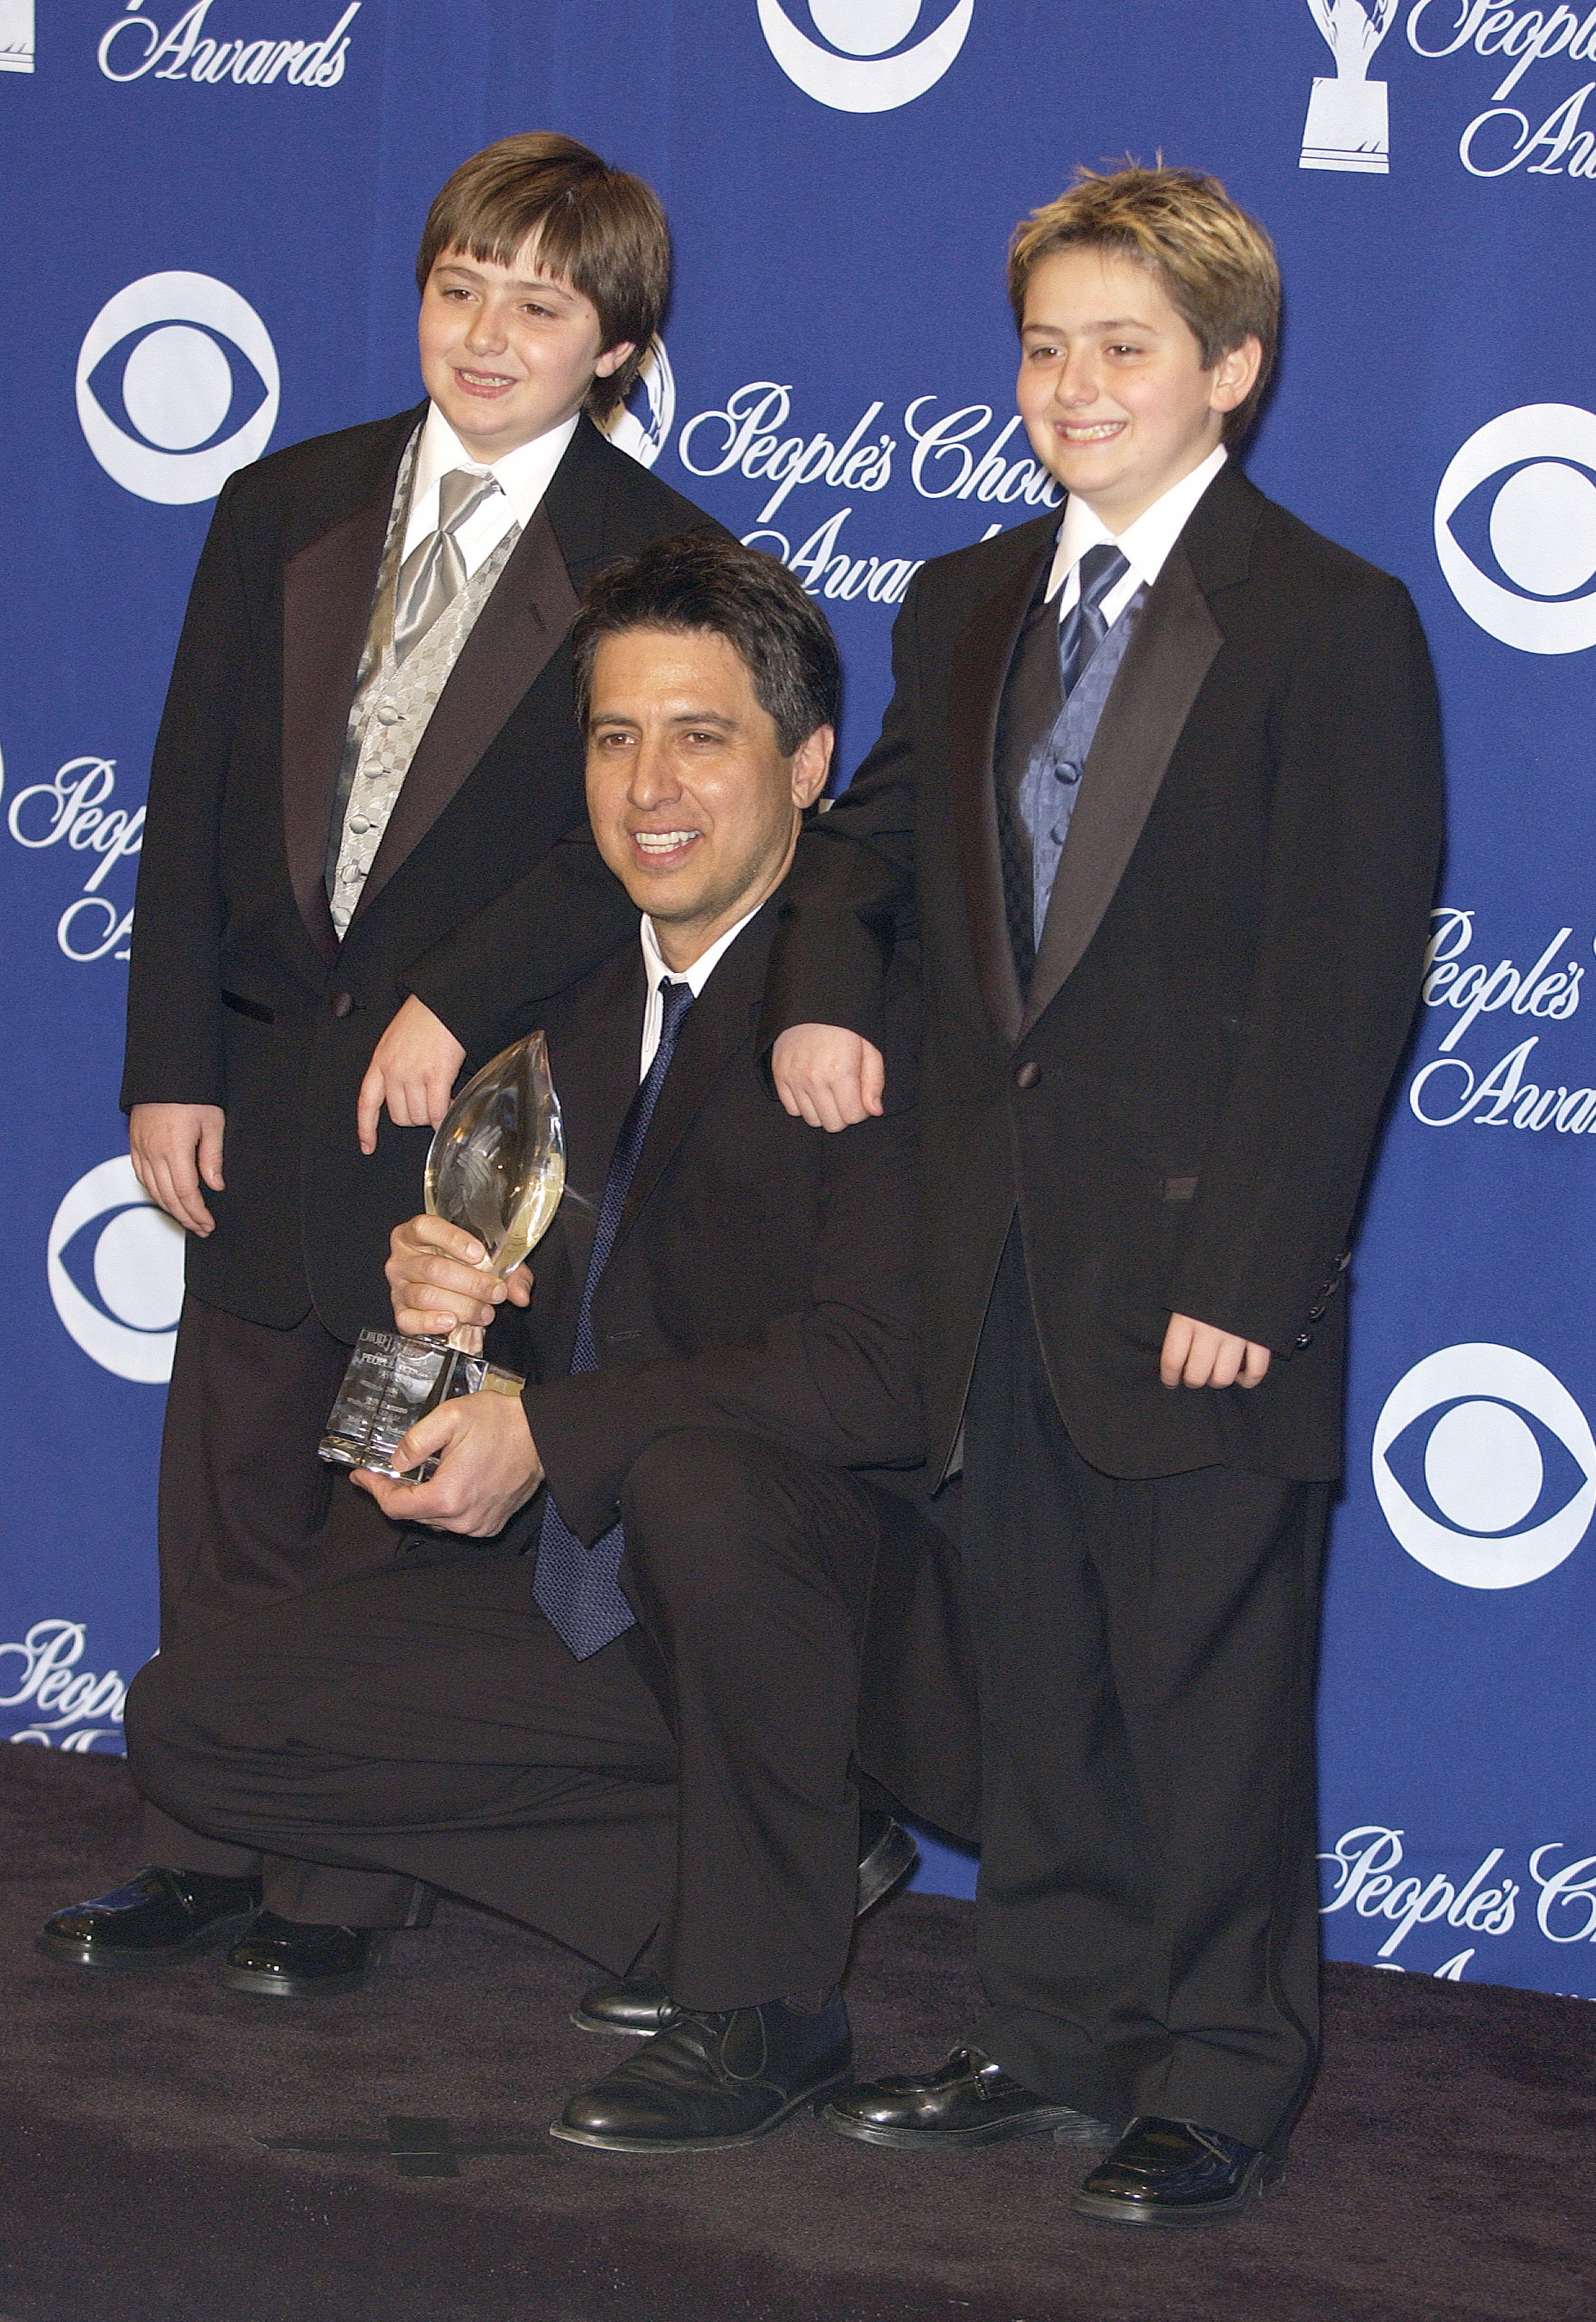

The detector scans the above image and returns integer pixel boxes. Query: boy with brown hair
[766,165,1442,2222]
[42,132,722,1993]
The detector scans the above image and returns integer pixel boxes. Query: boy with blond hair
[767,166,1442,2222]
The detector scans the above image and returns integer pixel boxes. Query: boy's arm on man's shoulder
[121,478,255,1113]
[1165,575,1444,1353]
[756,579,926,1060]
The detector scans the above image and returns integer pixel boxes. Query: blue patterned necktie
[531,976,697,1659]
[1058,542,1130,698]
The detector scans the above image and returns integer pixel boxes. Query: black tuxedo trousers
[132,1422,899,2005]
[963,1229,1326,2151]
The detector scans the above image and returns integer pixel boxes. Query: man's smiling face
[416,236,632,461]
[584,625,832,971]
[1015,246,1259,532]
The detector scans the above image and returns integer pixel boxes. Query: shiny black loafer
[551,1992,853,2153]
[38,1866,262,1971]
[573,1813,919,2036]
[221,1910,388,1997]
[823,2044,1114,2149]
[1072,2116,1281,2227]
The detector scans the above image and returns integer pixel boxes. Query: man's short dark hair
[416,132,669,421]
[572,536,841,755]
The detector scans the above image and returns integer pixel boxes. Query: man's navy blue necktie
[1058,542,1130,698]
[531,976,696,1659]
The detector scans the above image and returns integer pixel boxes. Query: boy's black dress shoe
[38,1867,262,1969]
[822,2044,1114,2149]
[221,1910,387,1997]
[550,1993,853,2152]
[1071,2117,1280,2226]
[572,1812,918,2035]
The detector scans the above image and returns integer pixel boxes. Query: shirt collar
[1046,442,1228,605]
[411,403,581,532]
[640,903,763,1000]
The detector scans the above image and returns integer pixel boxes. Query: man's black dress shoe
[37,1867,262,1971]
[1071,2116,1281,2227]
[822,2045,1114,2149]
[221,1910,388,1997]
[572,1812,919,2035]
[571,1969,680,2038]
[550,1992,853,2152]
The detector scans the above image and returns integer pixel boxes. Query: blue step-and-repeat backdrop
[2,1,1593,1997]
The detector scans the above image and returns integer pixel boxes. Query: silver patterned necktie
[391,468,504,664]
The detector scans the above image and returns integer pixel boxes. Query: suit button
[1308,1301,1326,1322]
[1015,1061,1042,1090]
[329,990,355,1018]
[1295,1330,1314,1350]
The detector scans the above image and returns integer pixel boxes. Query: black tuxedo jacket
[485,902,978,1840]
[122,407,717,1342]
[762,464,1444,1483]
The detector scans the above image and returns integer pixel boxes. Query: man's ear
[593,339,637,382]
[1211,334,1263,416]
[790,725,834,810]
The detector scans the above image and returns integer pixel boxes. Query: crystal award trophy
[319,1030,566,1480]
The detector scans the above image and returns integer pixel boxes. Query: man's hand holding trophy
[319,1030,564,1513]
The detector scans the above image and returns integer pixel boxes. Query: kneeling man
[124,534,974,2153]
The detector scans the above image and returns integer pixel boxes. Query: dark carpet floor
[2,1748,1591,2322]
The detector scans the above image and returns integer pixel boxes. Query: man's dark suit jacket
[762,462,1445,1484]
[122,407,715,1344]
[483,899,980,1844]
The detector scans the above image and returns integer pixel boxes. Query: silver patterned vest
[325,431,522,937]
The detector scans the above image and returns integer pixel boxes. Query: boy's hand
[1161,1313,1272,1390]
[358,996,466,1152]
[130,1103,226,1236]
[772,1024,885,1131]
[386,1213,531,1339]
[353,1388,543,1535]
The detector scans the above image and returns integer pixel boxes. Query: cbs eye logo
[47,1156,185,1384]
[757,0,973,111]
[76,271,280,506]
[1435,404,1596,654]
[598,338,676,471]
[1372,1343,1595,1589]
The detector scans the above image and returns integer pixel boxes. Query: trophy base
[319,1328,524,1481]
[1300,77,1389,173]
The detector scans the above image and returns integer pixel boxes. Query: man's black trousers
[962,1227,1329,2154]
[127,1427,883,2010]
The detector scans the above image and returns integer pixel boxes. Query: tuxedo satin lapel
[616,914,775,1248]
[948,548,1047,1048]
[546,949,647,1294]
[281,487,395,964]
[1023,544,1223,1035]
[540,414,616,583]
[350,507,581,925]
